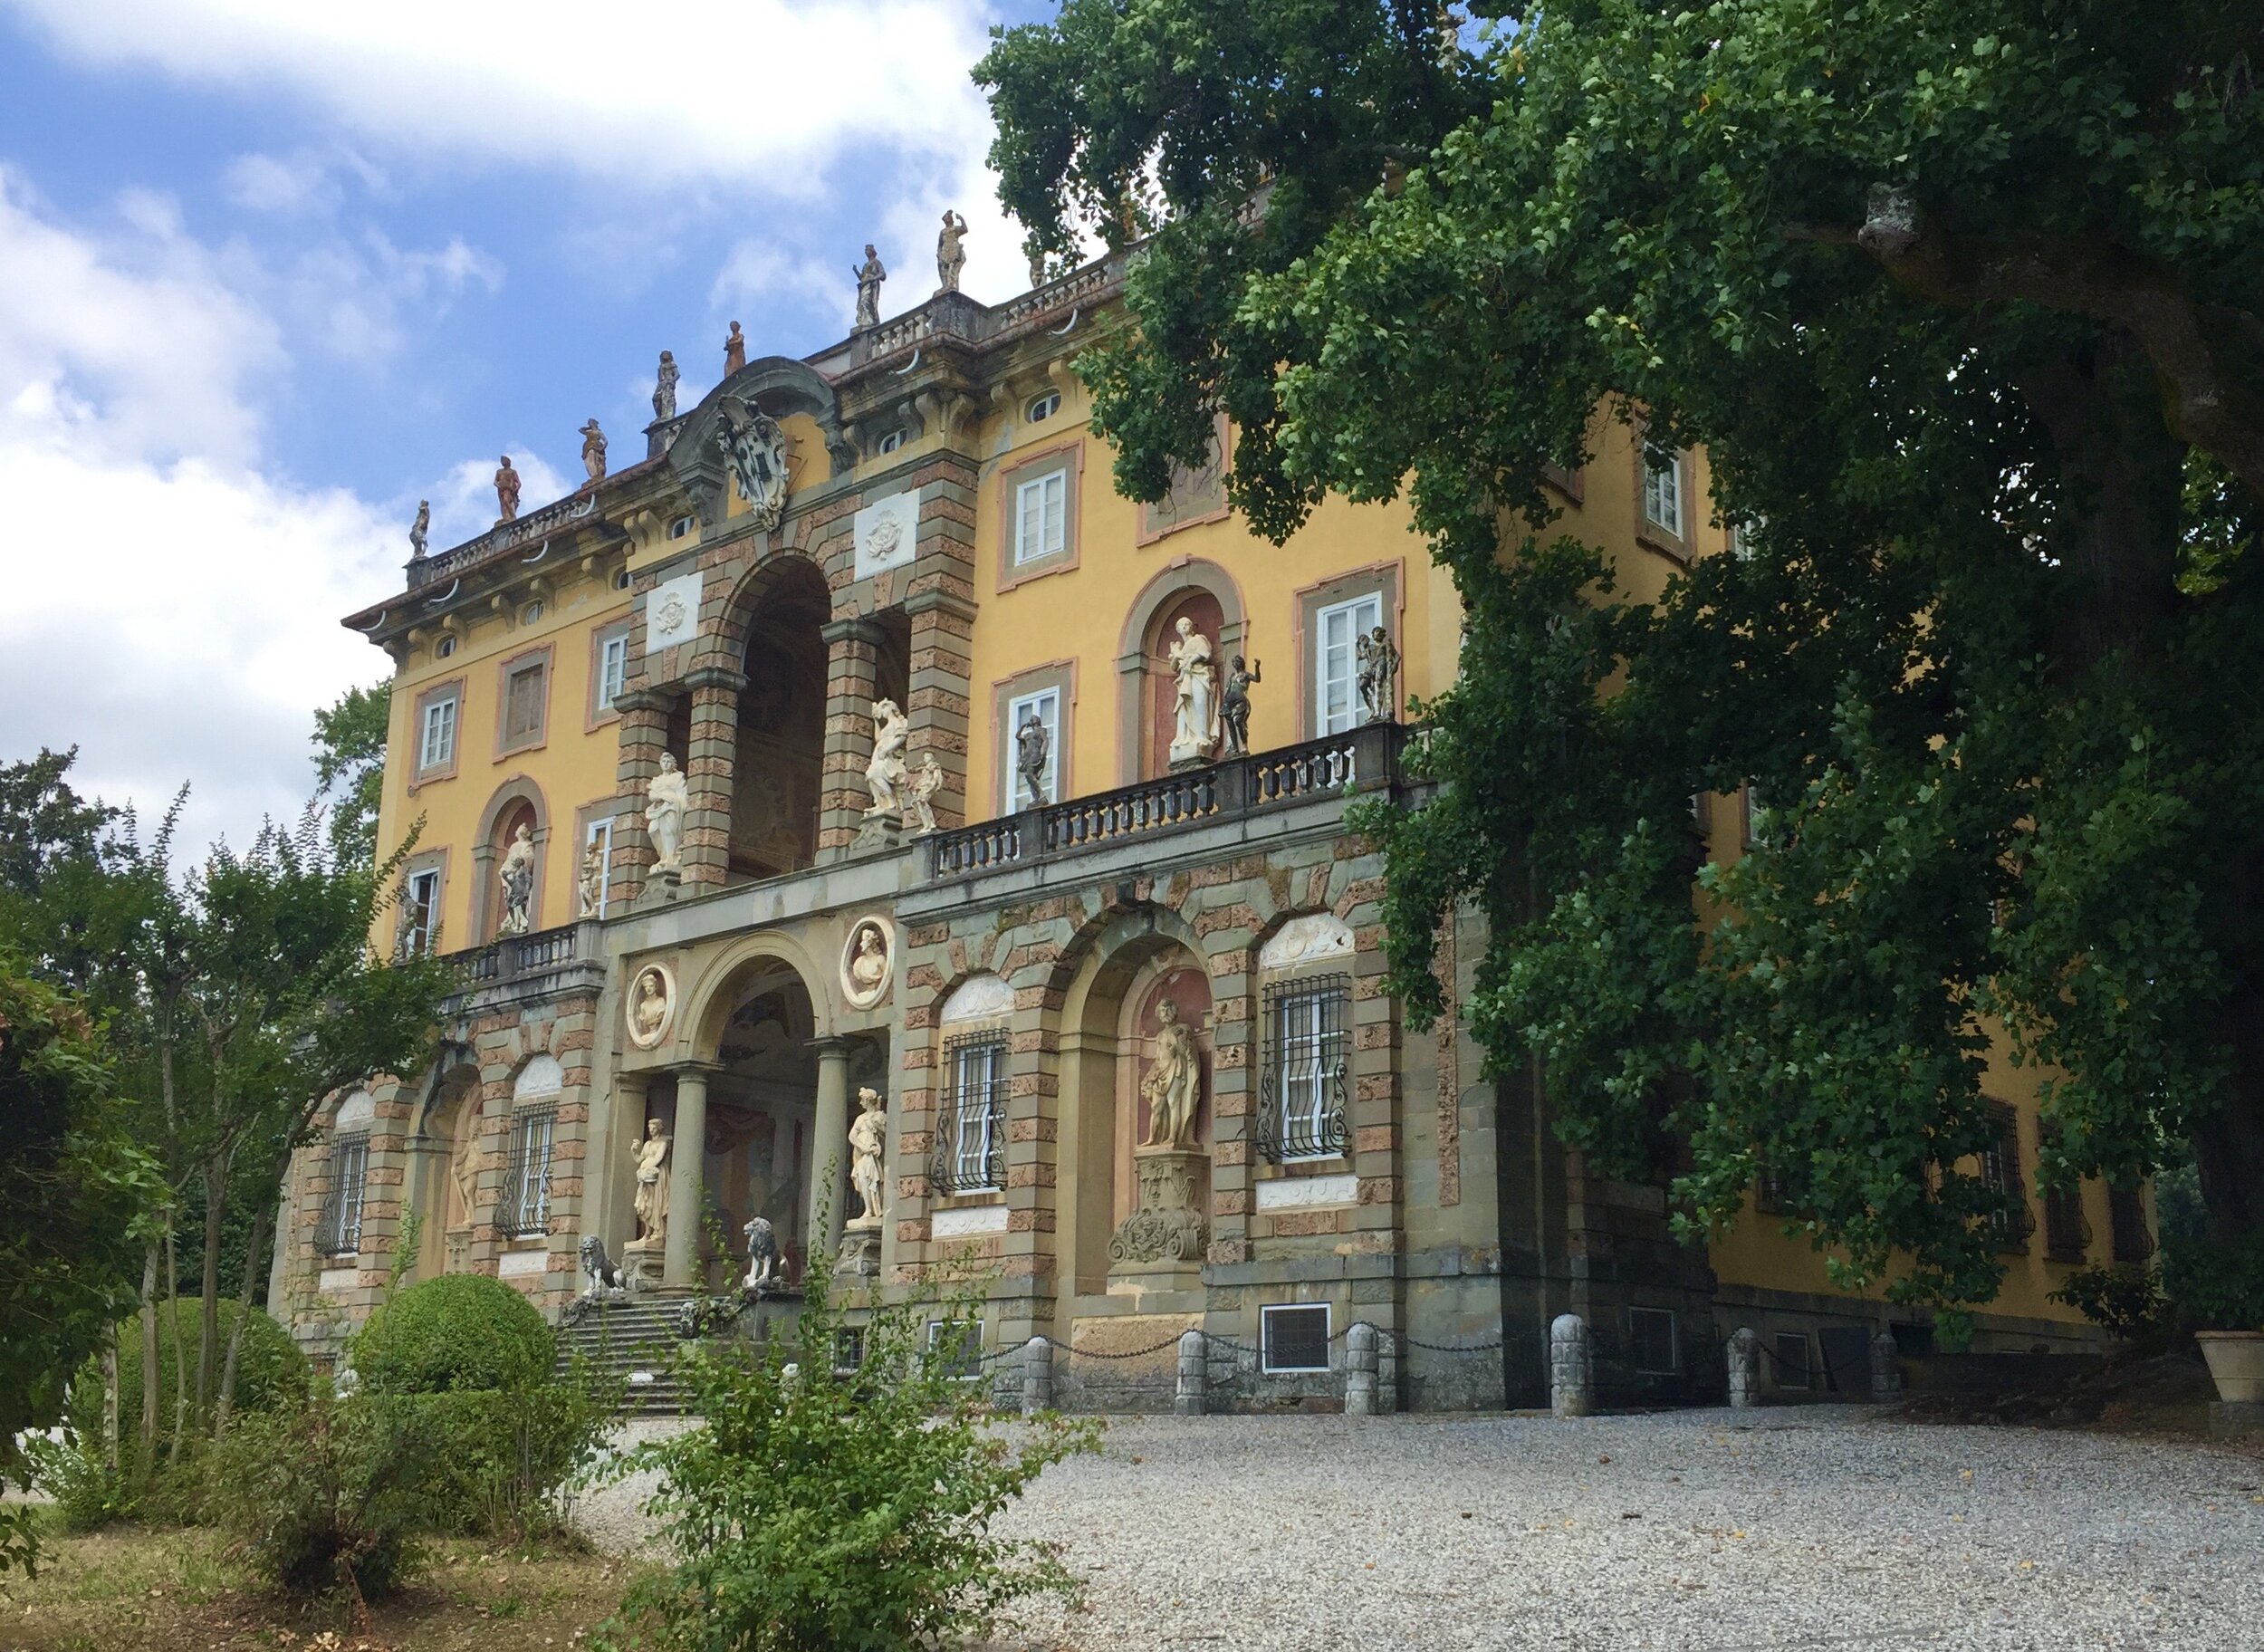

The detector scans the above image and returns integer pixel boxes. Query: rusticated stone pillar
[609,688,671,906]
[818,618,884,858]
[679,666,744,888]
[901,586,974,835]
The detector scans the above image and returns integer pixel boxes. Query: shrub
[382,1361,621,1537]
[2163,1233,2264,1331]
[599,1272,1098,1652]
[2048,1263,2168,1341]
[75,1300,308,1482]
[23,1429,129,1534]
[353,1274,554,1394]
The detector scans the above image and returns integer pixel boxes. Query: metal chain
[1060,1333,1188,1361]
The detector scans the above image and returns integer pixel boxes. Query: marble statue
[497,823,536,936]
[935,210,967,293]
[848,1086,888,1228]
[580,418,608,484]
[449,1115,478,1221]
[391,876,418,960]
[628,1117,671,1245]
[1139,998,1202,1149]
[742,1214,778,1289]
[1166,616,1221,764]
[848,924,889,996]
[629,967,670,1044]
[409,498,429,561]
[715,402,791,528]
[494,455,522,522]
[646,752,688,873]
[1014,706,1051,806]
[724,321,746,375]
[907,752,945,834]
[579,1234,627,1299]
[577,835,605,918]
[1357,624,1401,724]
[1221,655,1261,756]
[864,698,908,816]
[853,243,886,330]
[652,350,679,421]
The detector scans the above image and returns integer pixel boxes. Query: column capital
[612,687,674,715]
[820,615,888,649]
[669,1060,728,1081]
[902,587,978,624]
[809,1035,856,1059]
[683,666,748,696]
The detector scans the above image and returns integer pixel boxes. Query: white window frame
[1259,1302,1332,1374]
[1012,469,1067,567]
[876,428,907,455]
[926,1319,984,1381]
[418,692,457,772]
[598,633,628,713]
[404,867,440,956]
[1313,592,1384,737]
[950,1036,1006,1192]
[1643,449,1685,538]
[584,818,614,919]
[1026,390,1060,423]
[1003,686,1061,812]
[501,1107,557,1238]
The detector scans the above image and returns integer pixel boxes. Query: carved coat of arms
[715,399,791,529]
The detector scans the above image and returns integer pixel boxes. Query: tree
[312,685,389,870]
[982,0,2264,1310]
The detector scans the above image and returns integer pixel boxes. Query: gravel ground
[575,1407,2264,1650]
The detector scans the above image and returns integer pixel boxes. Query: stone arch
[1115,559,1250,783]
[513,1052,565,1102]
[694,554,838,879]
[681,933,837,1063]
[1253,908,1356,974]
[333,1088,376,1134]
[470,775,552,942]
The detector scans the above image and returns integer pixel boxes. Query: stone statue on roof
[494,456,521,523]
[724,321,746,375]
[653,351,679,422]
[408,498,429,561]
[580,418,608,484]
[853,244,886,331]
[936,210,967,293]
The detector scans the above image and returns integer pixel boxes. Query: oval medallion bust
[840,915,896,1010]
[625,961,677,1051]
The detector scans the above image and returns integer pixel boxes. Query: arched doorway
[710,967,818,1282]
[729,561,829,880]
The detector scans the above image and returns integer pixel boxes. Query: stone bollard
[1022,1335,1053,1415]
[1345,1322,1379,1416]
[1869,1330,1903,1400]
[1175,1328,1208,1417]
[1550,1313,1592,1418]
[1727,1327,1760,1408]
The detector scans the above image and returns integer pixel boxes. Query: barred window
[1260,1303,1331,1374]
[1754,1154,1792,1215]
[2039,1121,2090,1263]
[316,1133,369,1256]
[1977,1103,2031,1253]
[500,1107,556,1238]
[932,1032,1007,1195]
[926,1319,983,1380]
[1258,975,1348,1163]
[1773,1331,1812,1389]
[1629,1306,1679,1374]
[2109,1186,2155,1263]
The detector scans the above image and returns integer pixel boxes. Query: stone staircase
[555,1297,688,1415]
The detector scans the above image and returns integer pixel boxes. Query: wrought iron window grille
[1257,975,1349,1163]
[931,1032,1007,1195]
[315,1132,369,1257]
[1979,1104,2033,1253]
[500,1106,557,1238]
[2108,1186,2155,1263]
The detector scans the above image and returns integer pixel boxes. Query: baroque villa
[275,244,2147,1409]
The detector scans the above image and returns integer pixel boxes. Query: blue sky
[0,0,1053,854]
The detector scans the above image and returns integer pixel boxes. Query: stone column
[610,689,671,906]
[679,666,744,889]
[1175,1328,1208,1417]
[663,1067,712,1290]
[807,1038,852,1263]
[818,619,884,859]
[1345,1321,1379,1416]
[1727,1326,1760,1408]
[902,587,975,834]
[1550,1313,1592,1418]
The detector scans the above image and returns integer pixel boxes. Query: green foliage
[2162,1234,2264,1331]
[86,1300,306,1477]
[2049,1263,2170,1341]
[352,1274,556,1395]
[984,0,2264,1304]
[23,1430,130,1535]
[312,684,389,870]
[379,1370,620,1538]
[599,1272,1098,1652]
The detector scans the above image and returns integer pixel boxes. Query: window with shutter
[504,663,546,743]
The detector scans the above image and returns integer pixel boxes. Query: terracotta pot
[2196,1330,2264,1404]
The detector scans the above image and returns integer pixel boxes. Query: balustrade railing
[926,722,1404,882]
[463,921,582,985]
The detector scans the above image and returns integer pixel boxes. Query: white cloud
[426,448,572,552]
[7,0,999,190]
[709,240,851,334]
[222,147,389,215]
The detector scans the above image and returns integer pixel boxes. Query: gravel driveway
[576,1407,2264,1650]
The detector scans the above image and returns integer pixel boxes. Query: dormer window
[667,515,695,541]
[521,600,544,627]
[1026,391,1060,424]
[434,635,456,659]
[876,429,907,455]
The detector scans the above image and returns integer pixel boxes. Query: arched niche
[718,557,831,880]
[471,776,551,943]
[1115,560,1248,783]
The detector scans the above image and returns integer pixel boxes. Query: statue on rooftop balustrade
[936,210,967,293]
[724,321,746,375]
[494,456,521,523]
[408,498,429,561]
[580,418,608,484]
[652,350,679,422]
[853,244,886,330]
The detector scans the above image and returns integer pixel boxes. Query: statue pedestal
[621,1239,667,1293]
[1167,749,1214,773]
[834,1222,883,1280]
[1108,1146,1209,1285]
[635,868,682,912]
[852,813,904,854]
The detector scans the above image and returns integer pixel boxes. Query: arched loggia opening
[728,561,830,880]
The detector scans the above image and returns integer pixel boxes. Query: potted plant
[2164,1235,2264,1403]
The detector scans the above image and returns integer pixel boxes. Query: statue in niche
[497,823,536,935]
[1357,624,1401,724]
[652,350,679,422]
[864,698,909,816]
[848,923,890,999]
[724,321,746,375]
[907,752,945,834]
[1221,655,1261,756]
[1014,706,1051,807]
[1139,998,1203,1149]
[935,210,968,293]
[628,1117,671,1246]
[578,835,605,918]
[848,1086,887,1228]
[449,1109,479,1223]
[714,401,791,529]
[408,498,429,561]
[629,967,671,1046]
[390,876,418,960]
[853,243,887,330]
[1166,616,1221,764]
[494,455,522,523]
[646,752,688,873]
[580,418,608,484]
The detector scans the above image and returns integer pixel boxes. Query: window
[316,1134,369,1256]
[1260,1303,1331,1374]
[1012,470,1067,566]
[1025,390,1060,423]
[616,565,637,587]
[500,1107,556,1238]
[1259,975,1349,1162]
[926,1320,983,1380]
[418,691,458,772]
[667,514,696,540]
[597,632,628,714]
[1977,1103,2031,1252]
[931,1031,1007,1195]
[1754,1155,1792,1215]
[2109,1186,2155,1263]
[503,659,547,746]
[402,867,440,956]
[2039,1120,2089,1262]
[434,634,456,659]
[1003,686,1060,812]
[1629,1306,1679,1374]
[833,1328,866,1375]
[1741,783,1767,849]
[1642,448,1684,538]
[876,428,907,455]
[521,600,544,627]
[1773,1330,1813,1389]
[583,818,614,919]
[1728,514,1764,560]
[1314,591,1384,736]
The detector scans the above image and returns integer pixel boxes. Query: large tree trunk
[213,1194,271,1440]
